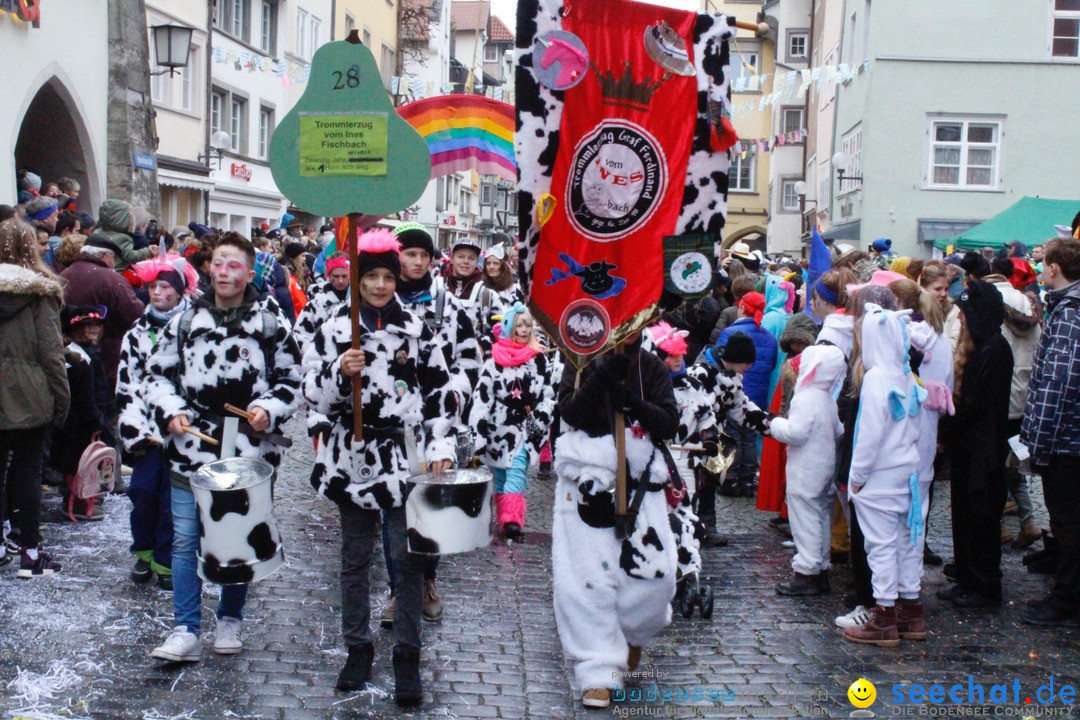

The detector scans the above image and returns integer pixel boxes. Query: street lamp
[832,151,863,189]
[151,24,194,77]
[198,130,231,169]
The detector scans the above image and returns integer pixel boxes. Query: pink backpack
[66,441,117,521]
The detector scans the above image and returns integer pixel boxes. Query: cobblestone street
[2,418,1078,719]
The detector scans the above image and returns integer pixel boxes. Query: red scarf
[492,337,540,367]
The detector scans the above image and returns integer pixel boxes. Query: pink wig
[356,229,401,254]
[647,320,689,356]
[131,255,200,297]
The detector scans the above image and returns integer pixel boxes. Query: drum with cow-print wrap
[190,457,285,584]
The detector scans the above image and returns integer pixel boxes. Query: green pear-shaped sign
[269,35,431,217]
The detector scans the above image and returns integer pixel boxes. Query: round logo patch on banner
[669,251,712,295]
[566,120,668,242]
[533,31,590,91]
[559,298,611,355]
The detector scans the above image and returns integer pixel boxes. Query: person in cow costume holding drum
[145,233,303,663]
[552,333,680,709]
[302,230,457,707]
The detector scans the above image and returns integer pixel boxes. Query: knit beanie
[394,222,436,258]
[872,238,892,253]
[355,230,401,279]
[62,304,107,331]
[739,291,766,326]
[721,332,756,364]
[284,242,307,260]
[25,195,59,223]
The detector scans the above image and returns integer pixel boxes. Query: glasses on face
[211,259,248,272]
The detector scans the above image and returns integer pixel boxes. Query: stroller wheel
[680,585,697,618]
[699,586,714,620]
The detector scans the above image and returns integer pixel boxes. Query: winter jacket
[0,264,69,430]
[670,370,717,446]
[714,317,779,408]
[61,255,145,388]
[92,200,153,272]
[687,356,770,434]
[117,308,186,458]
[941,290,1013,513]
[50,342,106,475]
[987,276,1042,420]
[816,313,854,360]
[769,345,846,492]
[848,306,922,506]
[944,304,962,353]
[295,285,346,352]
[468,352,556,469]
[1021,278,1080,465]
[145,285,303,485]
[400,275,483,412]
[303,299,457,511]
[708,304,740,346]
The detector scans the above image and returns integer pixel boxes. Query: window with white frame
[150,63,165,103]
[819,160,830,213]
[297,8,312,59]
[381,44,395,90]
[215,0,250,41]
[1053,0,1080,57]
[840,126,862,193]
[344,13,355,36]
[730,51,760,88]
[363,27,372,46]
[180,48,195,111]
[480,184,493,205]
[310,16,321,54]
[927,117,1003,189]
[788,32,808,60]
[258,107,274,159]
[210,89,225,135]
[260,1,277,54]
[229,96,247,153]
[781,107,804,136]
[729,153,755,192]
[484,43,498,62]
[780,180,800,212]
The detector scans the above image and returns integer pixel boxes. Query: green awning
[932,197,1079,252]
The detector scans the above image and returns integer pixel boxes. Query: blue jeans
[726,422,760,485]
[172,486,248,635]
[128,448,172,573]
[492,447,530,494]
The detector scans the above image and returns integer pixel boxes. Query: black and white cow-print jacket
[467,352,556,468]
[116,309,179,457]
[303,299,457,511]
[145,286,303,481]
[294,285,346,352]
[671,371,717,447]
[686,360,770,435]
[399,276,483,413]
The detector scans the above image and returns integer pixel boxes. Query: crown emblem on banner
[591,62,671,109]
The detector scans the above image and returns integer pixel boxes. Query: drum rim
[405,468,493,486]
[191,456,275,491]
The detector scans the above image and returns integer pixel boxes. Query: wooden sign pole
[347,212,364,441]
[613,345,628,521]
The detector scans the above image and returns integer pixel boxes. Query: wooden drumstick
[224,403,256,422]
[734,20,770,36]
[181,425,220,446]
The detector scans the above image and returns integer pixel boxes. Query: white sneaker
[213,616,242,655]
[834,605,872,629]
[151,626,201,662]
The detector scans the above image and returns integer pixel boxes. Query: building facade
[3,3,110,213]
[762,0,811,255]
[829,0,1080,257]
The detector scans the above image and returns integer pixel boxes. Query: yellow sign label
[299,112,388,176]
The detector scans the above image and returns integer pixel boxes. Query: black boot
[817,569,830,593]
[537,461,552,480]
[393,644,422,707]
[923,544,943,566]
[336,642,374,691]
[776,572,824,596]
[702,526,729,547]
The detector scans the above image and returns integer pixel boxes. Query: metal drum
[405,468,493,555]
[190,457,284,584]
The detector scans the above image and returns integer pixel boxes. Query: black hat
[62,304,108,330]
[956,279,1005,343]
[84,234,123,256]
[451,238,482,255]
[721,332,757,364]
[394,223,436,258]
[284,242,307,260]
[355,230,402,280]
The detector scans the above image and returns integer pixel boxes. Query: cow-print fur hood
[145,293,302,481]
[116,312,171,456]
[467,352,556,468]
[303,299,458,510]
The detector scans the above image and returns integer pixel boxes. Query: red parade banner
[527,0,699,369]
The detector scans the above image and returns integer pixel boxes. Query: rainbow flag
[398,95,516,183]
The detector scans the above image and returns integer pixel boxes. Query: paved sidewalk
[1,418,1078,719]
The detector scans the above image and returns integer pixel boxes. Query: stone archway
[723,225,768,254]
[14,75,100,212]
